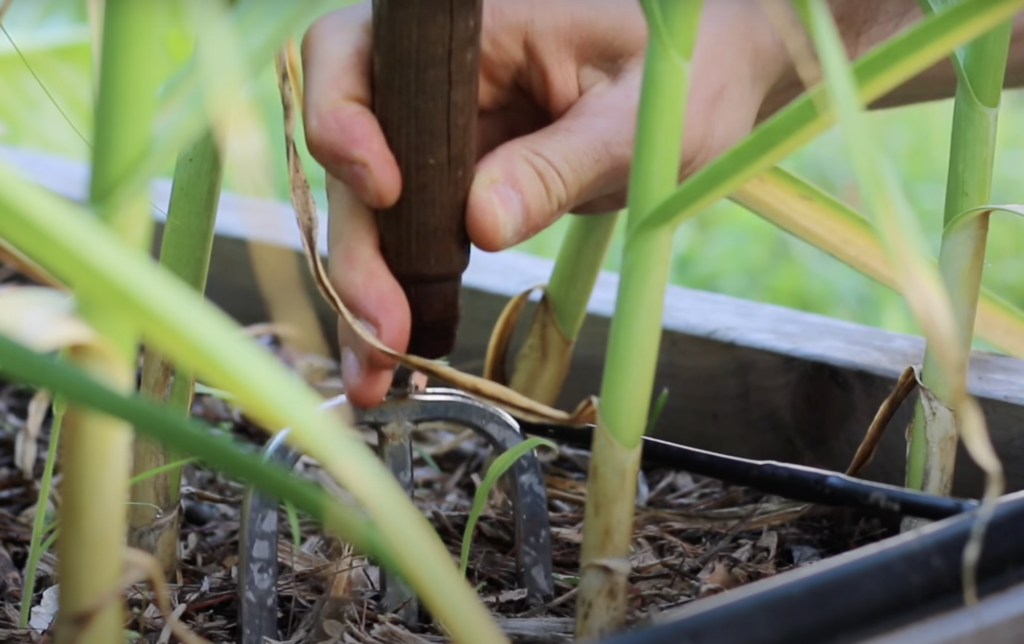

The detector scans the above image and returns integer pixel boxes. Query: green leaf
[731,166,1024,358]
[945,203,1024,234]
[285,500,303,550]
[644,387,669,435]
[19,390,64,628]
[194,382,235,401]
[120,0,336,207]
[636,0,1024,236]
[460,437,557,577]
[796,0,962,377]
[0,169,504,642]
[918,0,969,84]
[128,457,198,487]
[0,23,93,158]
[0,330,389,565]
[414,444,442,475]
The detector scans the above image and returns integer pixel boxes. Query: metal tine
[238,427,301,644]
[356,388,555,603]
[375,366,420,622]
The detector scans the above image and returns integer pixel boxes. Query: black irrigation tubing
[594,489,1024,644]
[524,422,978,521]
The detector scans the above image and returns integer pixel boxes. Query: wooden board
[5,144,1024,497]
[857,581,1024,644]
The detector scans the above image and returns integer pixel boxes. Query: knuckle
[518,145,574,218]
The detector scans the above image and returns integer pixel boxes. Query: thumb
[466,97,635,252]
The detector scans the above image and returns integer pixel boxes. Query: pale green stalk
[597,1,699,451]
[131,129,224,575]
[907,2,1012,494]
[55,2,162,643]
[575,2,701,639]
[798,0,1007,603]
[546,214,620,338]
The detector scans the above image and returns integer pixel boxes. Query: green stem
[908,11,1012,493]
[575,1,702,639]
[598,0,699,449]
[19,393,65,629]
[131,129,224,574]
[546,213,620,338]
[56,3,163,643]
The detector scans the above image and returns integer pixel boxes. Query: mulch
[0,262,892,643]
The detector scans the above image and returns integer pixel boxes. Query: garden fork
[239,2,555,641]
[238,390,555,644]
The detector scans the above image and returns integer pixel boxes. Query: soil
[0,262,893,643]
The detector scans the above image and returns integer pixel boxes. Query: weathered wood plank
[858,581,1024,644]
[4,144,1024,496]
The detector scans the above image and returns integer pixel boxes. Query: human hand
[302,0,795,407]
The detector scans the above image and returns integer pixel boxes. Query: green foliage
[3,0,1024,637]
[0,331,390,564]
[645,387,669,435]
[460,437,557,577]
[19,391,64,629]
[6,3,1024,342]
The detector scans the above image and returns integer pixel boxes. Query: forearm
[759,0,1024,118]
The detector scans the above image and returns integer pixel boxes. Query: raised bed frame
[6,144,1024,643]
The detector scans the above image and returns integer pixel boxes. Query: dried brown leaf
[17,388,50,480]
[483,285,543,385]
[699,560,739,596]
[846,365,917,476]
[509,293,576,407]
[0,286,97,354]
[914,378,960,497]
[0,544,22,602]
[274,44,596,427]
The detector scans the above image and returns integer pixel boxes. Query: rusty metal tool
[238,392,555,642]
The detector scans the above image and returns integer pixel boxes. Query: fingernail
[489,182,525,247]
[338,161,377,205]
[341,346,362,383]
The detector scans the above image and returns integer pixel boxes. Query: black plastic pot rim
[595,490,1024,644]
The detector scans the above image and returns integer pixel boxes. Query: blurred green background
[2,0,1023,341]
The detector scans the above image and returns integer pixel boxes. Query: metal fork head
[238,388,554,642]
[355,388,554,602]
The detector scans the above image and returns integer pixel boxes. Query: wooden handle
[371,0,482,359]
